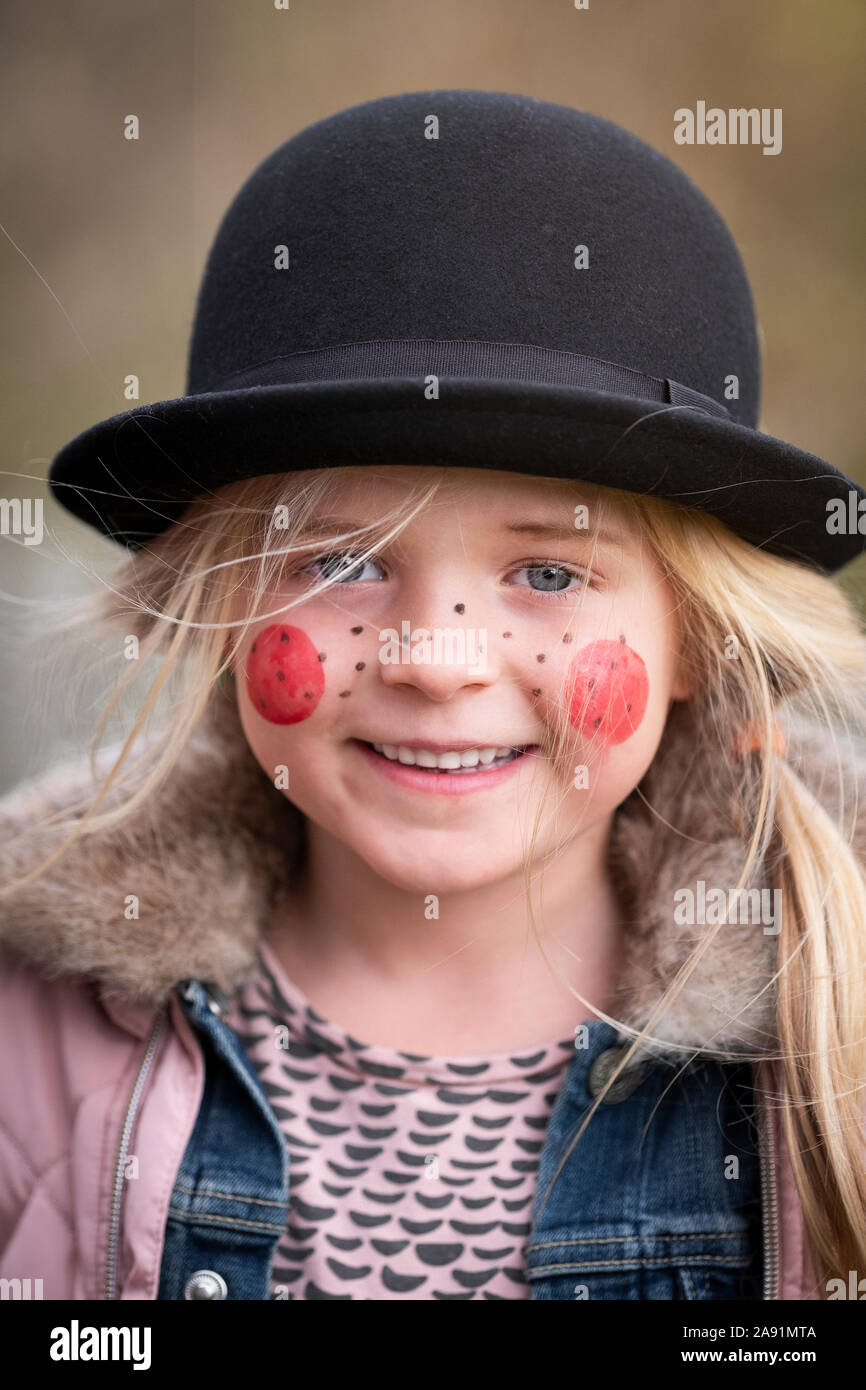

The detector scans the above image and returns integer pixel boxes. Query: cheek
[566,640,650,746]
[246,624,325,724]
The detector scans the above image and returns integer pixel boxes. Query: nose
[376,609,498,702]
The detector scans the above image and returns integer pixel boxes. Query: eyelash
[302,552,595,599]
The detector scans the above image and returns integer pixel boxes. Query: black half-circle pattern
[414,1192,454,1209]
[228,949,573,1298]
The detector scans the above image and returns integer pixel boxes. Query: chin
[353,841,518,896]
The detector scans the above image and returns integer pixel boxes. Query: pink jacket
[1,690,862,1300]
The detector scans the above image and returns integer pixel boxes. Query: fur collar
[2,685,864,1061]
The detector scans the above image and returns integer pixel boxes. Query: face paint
[566,639,649,746]
[246,624,325,724]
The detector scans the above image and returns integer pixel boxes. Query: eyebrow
[291,517,623,546]
[292,518,376,539]
[504,521,624,547]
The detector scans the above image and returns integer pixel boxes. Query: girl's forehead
[277,468,645,570]
[309,465,620,522]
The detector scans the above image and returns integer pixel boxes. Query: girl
[1,90,865,1302]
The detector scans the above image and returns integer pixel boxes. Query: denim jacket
[154,980,765,1301]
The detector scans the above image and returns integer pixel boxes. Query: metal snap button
[587,1047,644,1103]
[184,1270,228,1300]
[204,984,229,1017]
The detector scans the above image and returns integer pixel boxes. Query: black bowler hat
[48,88,866,571]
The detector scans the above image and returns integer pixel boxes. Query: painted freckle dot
[355,662,365,671]
[318,652,326,662]
[276,670,285,682]
[339,690,351,698]
[454,603,465,614]
[562,634,573,644]
[503,632,512,638]
[532,688,542,697]
[351,626,362,634]
[536,654,546,663]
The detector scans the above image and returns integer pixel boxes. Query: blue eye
[508,563,588,597]
[306,551,385,584]
[300,552,590,595]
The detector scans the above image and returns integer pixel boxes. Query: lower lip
[353,740,536,795]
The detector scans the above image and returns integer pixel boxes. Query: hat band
[205,338,731,421]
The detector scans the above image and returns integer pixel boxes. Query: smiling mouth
[358,741,532,773]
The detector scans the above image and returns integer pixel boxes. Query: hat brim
[47,377,866,572]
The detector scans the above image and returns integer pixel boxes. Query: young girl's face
[235,467,692,893]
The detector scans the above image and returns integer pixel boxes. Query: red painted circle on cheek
[246,624,325,724]
[567,640,650,746]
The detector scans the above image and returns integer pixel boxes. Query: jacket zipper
[104,1006,167,1300]
[756,1067,781,1300]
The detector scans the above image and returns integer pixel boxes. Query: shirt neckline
[248,936,580,1087]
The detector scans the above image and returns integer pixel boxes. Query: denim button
[184,1270,228,1300]
[587,1047,644,1103]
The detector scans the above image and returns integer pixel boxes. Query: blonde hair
[4,466,866,1292]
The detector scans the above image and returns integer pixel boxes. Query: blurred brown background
[1,0,864,788]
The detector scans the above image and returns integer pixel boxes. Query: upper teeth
[371,743,518,769]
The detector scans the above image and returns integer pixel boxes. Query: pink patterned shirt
[224,939,574,1300]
